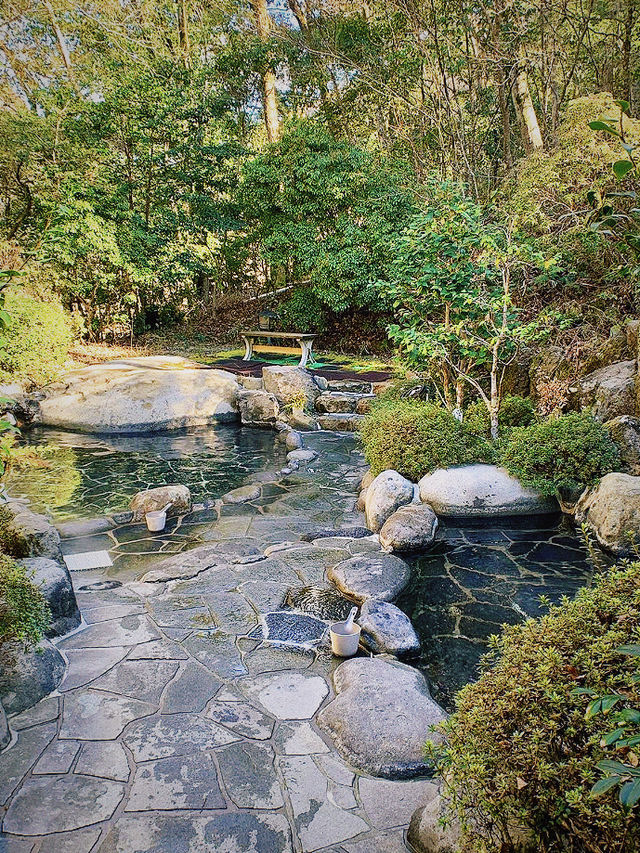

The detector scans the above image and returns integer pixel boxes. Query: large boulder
[359,599,420,657]
[20,557,80,638]
[33,356,239,433]
[0,502,62,560]
[575,472,640,555]
[570,359,636,421]
[407,793,462,853]
[262,366,320,408]
[315,392,370,414]
[418,465,556,517]
[606,415,640,474]
[238,389,280,426]
[0,639,65,716]
[317,657,446,778]
[380,504,439,552]
[130,484,191,522]
[328,553,410,603]
[365,470,415,532]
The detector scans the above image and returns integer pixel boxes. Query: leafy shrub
[0,288,74,386]
[464,395,537,440]
[279,287,328,333]
[359,400,491,481]
[501,412,619,498]
[0,554,50,655]
[429,562,640,853]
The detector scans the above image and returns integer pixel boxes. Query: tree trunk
[512,54,544,151]
[252,0,281,142]
[178,0,192,70]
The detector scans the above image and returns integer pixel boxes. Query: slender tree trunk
[512,53,544,151]
[252,0,281,142]
[43,1,73,74]
[178,0,192,70]
[622,0,634,107]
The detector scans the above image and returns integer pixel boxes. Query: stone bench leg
[298,339,314,368]
[242,336,254,361]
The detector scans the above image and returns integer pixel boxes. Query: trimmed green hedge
[0,554,50,658]
[464,395,537,440]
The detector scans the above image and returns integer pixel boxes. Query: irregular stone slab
[223,483,262,504]
[126,639,188,660]
[315,392,364,414]
[238,389,280,426]
[34,356,239,433]
[60,647,130,692]
[83,602,145,623]
[287,449,317,464]
[99,811,292,853]
[359,777,439,828]
[0,833,35,852]
[280,754,368,851]
[243,672,328,720]
[359,599,420,657]
[0,722,57,805]
[91,659,180,704]
[571,359,636,420]
[379,504,438,553]
[365,471,414,532]
[275,721,330,755]
[328,553,410,604]
[9,696,59,730]
[575,472,640,554]
[0,639,65,716]
[42,827,102,853]
[75,740,130,782]
[0,502,62,560]
[418,464,556,517]
[317,657,446,778]
[60,690,155,740]
[140,543,227,583]
[160,662,221,713]
[263,365,321,408]
[19,557,80,638]
[125,751,225,811]
[130,484,191,521]
[3,774,125,835]
[181,632,248,679]
[317,413,364,432]
[217,741,283,809]
[123,713,237,761]
[58,614,160,649]
[206,699,275,740]
[344,830,409,853]
[33,739,80,774]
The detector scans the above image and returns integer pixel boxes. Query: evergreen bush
[464,395,537,440]
[0,554,50,656]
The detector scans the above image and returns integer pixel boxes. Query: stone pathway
[0,433,436,852]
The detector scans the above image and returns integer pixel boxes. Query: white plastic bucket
[330,620,361,657]
[145,510,167,532]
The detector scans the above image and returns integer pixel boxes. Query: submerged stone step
[317,413,365,432]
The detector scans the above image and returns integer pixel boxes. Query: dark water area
[397,513,599,711]
[7,425,287,521]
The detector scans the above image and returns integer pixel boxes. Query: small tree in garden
[383,186,552,439]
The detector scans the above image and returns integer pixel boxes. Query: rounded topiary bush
[500,412,619,498]
[359,400,491,481]
[464,395,537,440]
[429,562,640,853]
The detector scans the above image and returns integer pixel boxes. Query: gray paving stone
[280,755,368,852]
[243,672,328,720]
[315,753,354,787]
[126,639,188,660]
[60,690,155,740]
[206,591,259,634]
[33,738,80,774]
[206,700,275,740]
[245,645,314,675]
[274,722,330,755]
[43,827,102,853]
[358,777,438,829]
[98,811,292,853]
[9,696,59,730]
[217,741,283,809]
[123,713,237,762]
[160,662,221,713]
[182,632,248,679]
[76,740,130,782]
[328,779,357,810]
[125,751,225,811]
[0,835,35,852]
[343,830,409,853]
[58,615,160,649]
[91,659,180,704]
[239,580,289,611]
[59,647,130,691]
[0,723,56,805]
[3,774,124,835]
[83,603,145,623]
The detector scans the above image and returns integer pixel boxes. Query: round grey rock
[365,470,415,532]
[20,557,80,638]
[0,502,62,560]
[287,449,317,464]
[223,483,262,504]
[359,599,420,657]
[317,657,446,778]
[328,553,410,603]
[379,504,439,553]
[575,472,640,555]
[130,484,191,521]
[0,639,65,716]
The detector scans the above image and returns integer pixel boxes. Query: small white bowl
[145,510,167,532]
[330,621,361,657]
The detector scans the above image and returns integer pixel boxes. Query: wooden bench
[240,331,316,368]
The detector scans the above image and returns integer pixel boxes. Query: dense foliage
[464,396,537,440]
[0,554,50,656]
[359,400,491,481]
[501,412,620,499]
[430,562,640,853]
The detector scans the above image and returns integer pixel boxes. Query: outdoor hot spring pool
[6,426,598,709]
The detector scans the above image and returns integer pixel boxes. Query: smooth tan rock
[407,793,461,853]
[606,415,640,474]
[262,366,320,407]
[238,389,279,425]
[365,470,415,532]
[380,504,439,552]
[575,472,640,554]
[130,484,191,521]
[35,356,239,433]
[572,359,636,420]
